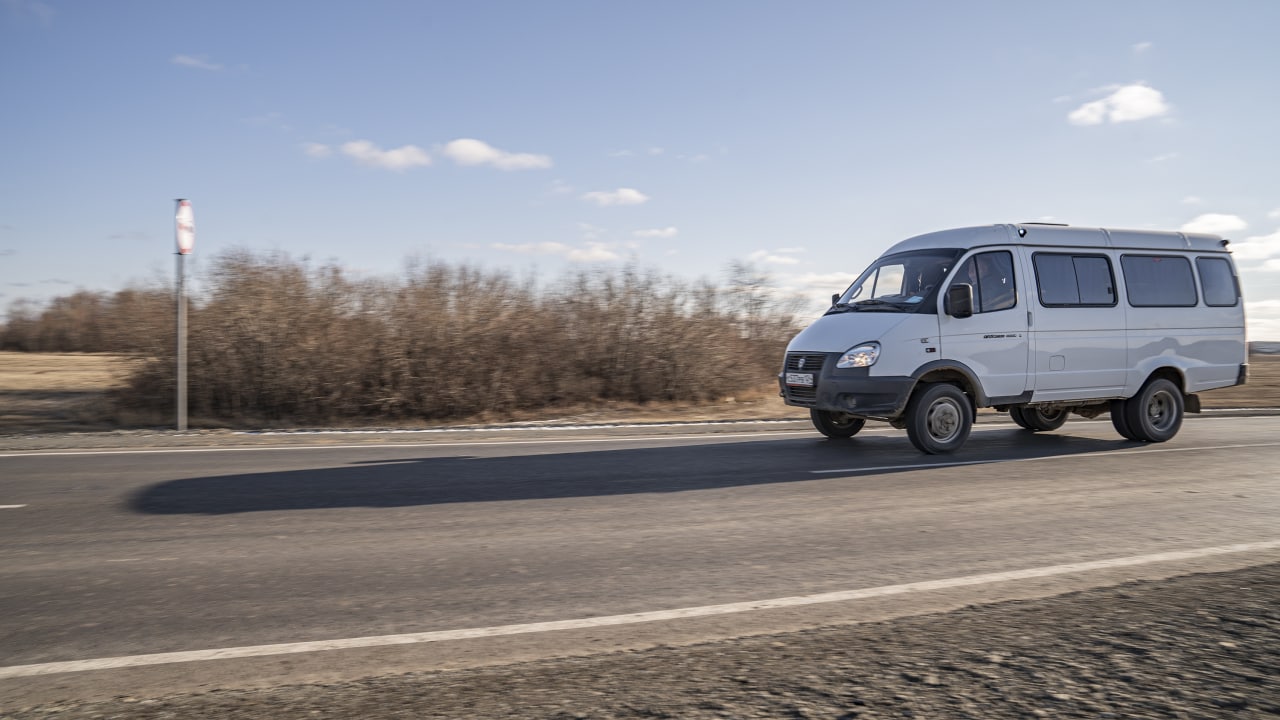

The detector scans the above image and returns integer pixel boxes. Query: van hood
[786,311,916,353]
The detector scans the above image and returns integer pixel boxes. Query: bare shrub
[11,251,803,425]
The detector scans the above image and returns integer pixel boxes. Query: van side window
[956,251,1016,313]
[1121,255,1197,307]
[1196,257,1239,307]
[1032,253,1116,307]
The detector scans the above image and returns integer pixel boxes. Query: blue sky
[3,1,1280,337]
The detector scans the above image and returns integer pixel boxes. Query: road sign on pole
[176,199,195,255]
[174,199,193,431]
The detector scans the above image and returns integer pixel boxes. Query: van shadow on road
[129,430,1136,515]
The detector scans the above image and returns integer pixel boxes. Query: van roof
[885,224,1232,255]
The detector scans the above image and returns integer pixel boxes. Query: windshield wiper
[851,298,906,311]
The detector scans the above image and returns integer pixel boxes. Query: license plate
[785,372,814,387]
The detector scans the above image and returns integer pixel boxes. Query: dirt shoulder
[6,563,1276,719]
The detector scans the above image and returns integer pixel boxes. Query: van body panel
[882,225,1009,256]
[1124,313,1246,394]
[1026,309,1128,400]
[785,312,915,354]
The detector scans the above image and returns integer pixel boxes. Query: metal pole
[176,251,187,431]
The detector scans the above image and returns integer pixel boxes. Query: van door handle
[1027,311,1033,327]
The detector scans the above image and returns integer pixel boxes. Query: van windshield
[829,249,963,314]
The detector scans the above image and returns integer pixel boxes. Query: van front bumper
[778,356,915,419]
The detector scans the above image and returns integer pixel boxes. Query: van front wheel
[905,383,973,454]
[1123,378,1184,443]
[810,409,866,438]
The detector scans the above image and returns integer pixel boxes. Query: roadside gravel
[7,563,1277,719]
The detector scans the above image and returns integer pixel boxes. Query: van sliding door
[1027,252,1127,400]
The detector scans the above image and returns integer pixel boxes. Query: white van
[779,223,1247,453]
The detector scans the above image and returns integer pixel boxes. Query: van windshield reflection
[829,249,962,315]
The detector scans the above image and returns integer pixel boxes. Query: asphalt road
[1,416,1278,707]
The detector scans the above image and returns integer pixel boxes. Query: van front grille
[784,353,826,373]
[782,353,825,406]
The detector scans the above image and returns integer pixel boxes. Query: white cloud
[581,188,649,206]
[775,247,806,254]
[1067,83,1171,125]
[1229,228,1280,261]
[567,242,620,262]
[171,54,223,71]
[646,147,665,156]
[303,143,332,158]
[1133,41,1153,54]
[577,223,605,241]
[4,0,54,25]
[340,140,431,171]
[549,180,574,195]
[748,249,800,266]
[1181,213,1247,235]
[787,272,857,288]
[633,227,678,239]
[243,111,291,131]
[492,241,619,263]
[1051,95,1073,104]
[608,150,635,158]
[1148,152,1178,163]
[1245,300,1280,341]
[1269,208,1280,219]
[441,138,552,171]
[1181,196,1202,205]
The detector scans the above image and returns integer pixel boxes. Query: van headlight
[837,342,880,368]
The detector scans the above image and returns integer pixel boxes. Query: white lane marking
[0,504,27,509]
[811,441,1280,475]
[0,431,813,459]
[237,419,807,435]
[2,539,1277,679]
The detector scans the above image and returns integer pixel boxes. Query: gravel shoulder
[6,563,1277,719]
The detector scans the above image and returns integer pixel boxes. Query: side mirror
[946,283,974,318]
[831,293,840,307]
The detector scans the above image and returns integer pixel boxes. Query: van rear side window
[1121,255,1197,307]
[1196,257,1239,307]
[1032,253,1116,307]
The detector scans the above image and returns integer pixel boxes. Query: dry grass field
[0,352,141,432]
[2,351,1278,433]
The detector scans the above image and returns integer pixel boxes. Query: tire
[1110,399,1140,441]
[1010,405,1068,432]
[810,409,866,439]
[905,383,973,454]
[1122,378,1184,443]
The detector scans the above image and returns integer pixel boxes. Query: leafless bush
[1,287,171,353]
[6,251,803,425]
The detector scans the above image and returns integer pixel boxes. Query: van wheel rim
[1146,389,1176,431]
[831,413,858,429]
[927,399,962,442]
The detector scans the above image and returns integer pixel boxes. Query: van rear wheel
[1123,378,1184,443]
[905,383,973,454]
[1009,406,1068,432]
[1110,400,1140,441]
[810,409,866,438]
